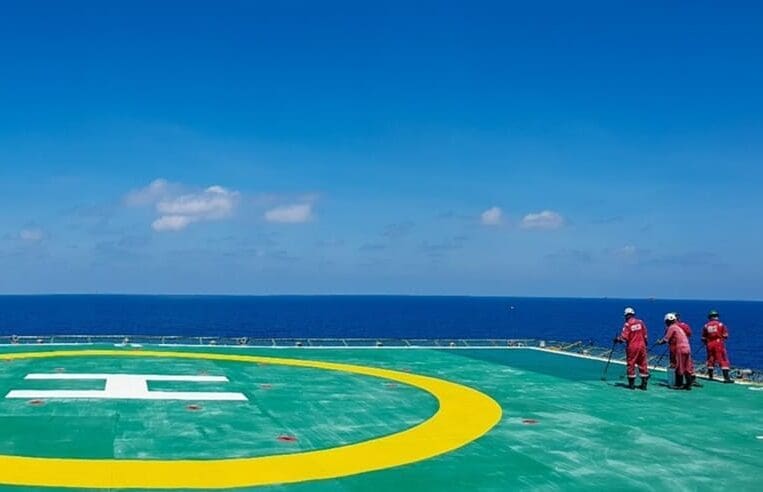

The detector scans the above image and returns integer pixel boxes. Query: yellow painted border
[0,350,502,489]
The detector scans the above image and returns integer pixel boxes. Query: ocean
[0,295,760,369]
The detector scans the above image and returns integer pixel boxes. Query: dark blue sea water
[0,296,760,368]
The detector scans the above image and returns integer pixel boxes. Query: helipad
[0,345,760,491]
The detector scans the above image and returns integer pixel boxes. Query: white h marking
[5,374,248,401]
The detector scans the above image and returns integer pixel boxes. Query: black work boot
[722,369,734,384]
[627,377,636,389]
[674,374,684,389]
[707,369,714,380]
[683,375,692,390]
[639,376,649,391]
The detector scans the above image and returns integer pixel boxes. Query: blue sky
[0,1,761,298]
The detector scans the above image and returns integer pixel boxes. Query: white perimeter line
[24,374,229,382]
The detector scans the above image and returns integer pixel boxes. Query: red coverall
[703,320,730,370]
[664,324,694,377]
[620,318,649,378]
[670,321,692,367]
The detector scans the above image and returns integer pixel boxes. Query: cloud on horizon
[264,203,314,224]
[18,227,46,242]
[480,206,503,226]
[520,210,565,230]
[604,245,653,266]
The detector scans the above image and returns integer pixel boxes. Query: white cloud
[264,203,313,224]
[124,179,171,207]
[480,206,503,226]
[618,245,638,257]
[151,186,239,232]
[19,228,45,242]
[520,210,565,230]
[156,186,236,218]
[611,244,650,264]
[127,179,320,231]
[151,215,194,232]
[121,179,240,232]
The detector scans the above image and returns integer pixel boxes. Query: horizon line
[0,293,760,303]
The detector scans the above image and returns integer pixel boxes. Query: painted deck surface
[0,346,760,491]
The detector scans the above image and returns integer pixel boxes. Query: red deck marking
[277,434,298,443]
[28,399,45,406]
[522,419,539,425]
[186,404,202,412]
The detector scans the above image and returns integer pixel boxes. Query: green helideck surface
[0,345,760,491]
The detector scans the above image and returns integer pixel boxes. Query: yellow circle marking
[0,350,502,489]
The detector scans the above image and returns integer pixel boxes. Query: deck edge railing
[0,335,759,383]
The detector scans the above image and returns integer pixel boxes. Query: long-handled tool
[601,339,617,381]
[654,345,668,367]
[690,344,704,387]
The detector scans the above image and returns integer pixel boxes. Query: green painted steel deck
[0,345,760,491]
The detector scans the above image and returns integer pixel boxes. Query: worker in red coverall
[672,312,696,385]
[658,313,694,390]
[614,307,649,390]
[702,309,733,383]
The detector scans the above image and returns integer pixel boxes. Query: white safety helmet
[664,312,677,322]
[624,307,636,316]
